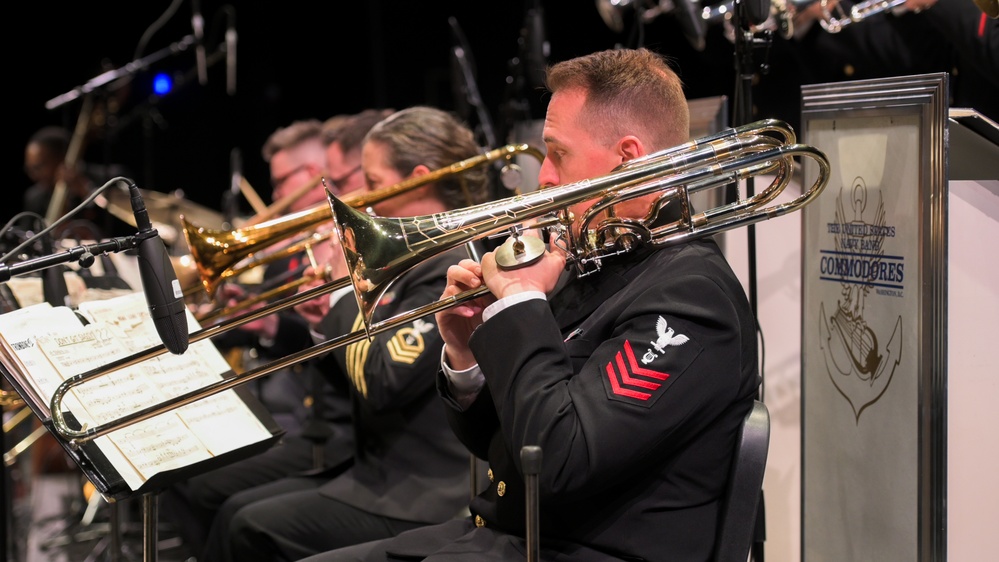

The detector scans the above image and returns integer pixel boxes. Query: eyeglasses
[324,164,362,193]
[271,164,312,190]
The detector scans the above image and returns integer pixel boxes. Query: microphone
[223,148,242,224]
[226,7,237,95]
[521,1,550,91]
[129,183,189,354]
[191,0,208,86]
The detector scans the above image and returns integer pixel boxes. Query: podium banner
[800,74,949,561]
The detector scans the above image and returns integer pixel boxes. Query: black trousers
[159,434,318,557]
[223,486,428,562]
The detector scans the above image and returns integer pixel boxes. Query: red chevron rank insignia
[604,340,670,404]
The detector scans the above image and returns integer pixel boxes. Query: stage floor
[7,472,193,562]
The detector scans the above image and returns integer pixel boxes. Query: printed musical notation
[0,292,273,492]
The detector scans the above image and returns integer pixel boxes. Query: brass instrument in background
[242,173,326,227]
[700,0,909,38]
[1,388,24,409]
[182,143,546,304]
[811,0,909,33]
[48,119,830,447]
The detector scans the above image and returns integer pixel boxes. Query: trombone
[182,144,546,302]
[48,119,830,447]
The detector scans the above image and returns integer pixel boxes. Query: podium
[719,73,997,561]
[794,74,998,561]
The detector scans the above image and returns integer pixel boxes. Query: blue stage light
[153,73,173,96]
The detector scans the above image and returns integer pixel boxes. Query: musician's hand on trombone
[294,232,346,327]
[436,259,492,371]
[436,243,565,371]
[479,245,566,300]
[294,268,332,327]
[216,283,280,340]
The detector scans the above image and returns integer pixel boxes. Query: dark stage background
[4,0,785,236]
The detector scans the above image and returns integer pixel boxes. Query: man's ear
[618,136,645,162]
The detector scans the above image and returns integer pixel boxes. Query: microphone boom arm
[0,237,139,283]
[45,35,197,111]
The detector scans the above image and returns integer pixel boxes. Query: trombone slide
[47,120,829,446]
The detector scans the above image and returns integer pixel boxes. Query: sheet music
[3,272,90,309]
[35,322,212,484]
[77,292,270,453]
[0,304,84,416]
[0,304,145,488]
[1,292,274,492]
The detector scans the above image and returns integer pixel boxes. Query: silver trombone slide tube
[578,142,827,257]
[52,281,491,447]
[49,276,351,447]
[48,119,828,447]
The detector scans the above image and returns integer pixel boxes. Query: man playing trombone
[162,118,357,558]
[305,47,763,561]
[214,106,496,561]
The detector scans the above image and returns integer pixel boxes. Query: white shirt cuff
[441,345,486,410]
[481,290,546,322]
[441,291,546,409]
[329,285,354,308]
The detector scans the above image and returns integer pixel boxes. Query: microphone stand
[45,35,198,111]
[448,17,498,151]
[731,3,772,561]
[1,234,154,562]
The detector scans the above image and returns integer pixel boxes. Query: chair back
[713,400,771,562]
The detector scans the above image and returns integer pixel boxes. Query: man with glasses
[322,109,394,197]
[161,118,360,559]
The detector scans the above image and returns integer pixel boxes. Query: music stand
[0,360,283,562]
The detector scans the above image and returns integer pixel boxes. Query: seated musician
[161,116,375,558]
[205,106,494,562]
[302,47,761,561]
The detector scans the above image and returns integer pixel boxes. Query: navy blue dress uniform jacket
[315,247,473,524]
[409,238,761,561]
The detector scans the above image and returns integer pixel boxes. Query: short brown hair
[545,48,689,150]
[261,119,323,162]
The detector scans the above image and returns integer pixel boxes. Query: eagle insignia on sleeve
[652,316,689,352]
[602,316,701,407]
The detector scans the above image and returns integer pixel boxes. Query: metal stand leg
[109,501,122,562]
[521,446,542,562]
[142,494,157,562]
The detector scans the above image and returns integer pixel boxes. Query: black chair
[521,400,771,562]
[713,399,771,562]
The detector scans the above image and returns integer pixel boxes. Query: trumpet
[48,119,830,447]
